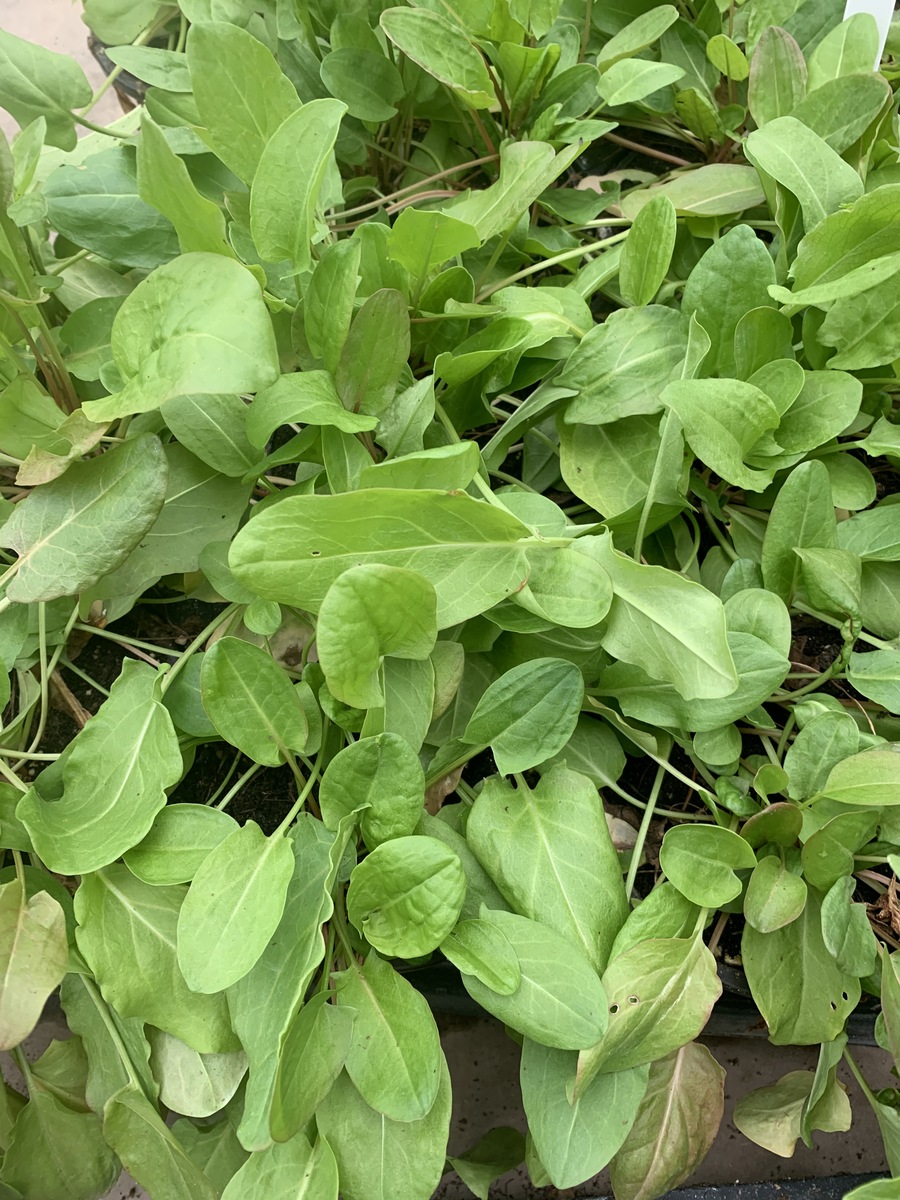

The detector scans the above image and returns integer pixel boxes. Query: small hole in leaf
[627,994,640,1005]
[842,992,849,1002]
[830,1001,837,1011]
[609,1003,620,1014]
[310,550,321,557]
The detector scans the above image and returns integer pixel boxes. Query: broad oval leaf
[609,1042,725,1200]
[743,856,808,933]
[440,918,521,995]
[521,1038,649,1190]
[380,8,495,108]
[346,835,466,957]
[576,935,722,1089]
[660,824,758,907]
[461,658,584,775]
[461,910,608,1051]
[124,804,239,886]
[1,434,167,603]
[74,867,237,1054]
[588,531,737,700]
[317,564,437,709]
[18,661,183,874]
[467,766,627,972]
[317,1063,452,1200]
[250,100,347,273]
[177,822,295,994]
[229,489,531,629]
[200,637,308,767]
[83,254,279,422]
[318,732,425,849]
[271,992,355,1141]
[147,1027,247,1119]
[336,953,442,1122]
[818,748,900,805]
[0,881,67,1052]
[221,1133,338,1200]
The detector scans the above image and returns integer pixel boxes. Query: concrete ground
[0,3,891,1197]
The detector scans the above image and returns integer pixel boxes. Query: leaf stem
[475,230,630,301]
[214,762,261,811]
[624,765,664,898]
[328,155,498,221]
[275,755,323,836]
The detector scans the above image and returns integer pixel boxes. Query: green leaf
[200,636,309,767]
[319,732,424,849]
[681,224,776,377]
[784,711,860,801]
[560,307,689,425]
[336,288,410,417]
[760,461,836,602]
[106,44,192,90]
[137,114,234,257]
[742,888,860,1044]
[743,855,808,933]
[791,74,890,154]
[228,817,342,1151]
[187,21,300,184]
[45,147,179,270]
[820,876,878,977]
[660,825,758,907]
[609,883,702,961]
[317,565,437,709]
[598,6,680,69]
[819,274,900,370]
[800,810,877,892]
[336,953,442,1122]
[147,1027,247,1119]
[161,393,257,478]
[791,185,900,294]
[1,435,167,603]
[734,1069,850,1156]
[520,1039,648,1189]
[440,917,521,995]
[807,13,880,88]
[461,657,584,775]
[304,240,361,374]
[588,532,737,700]
[177,821,295,994]
[609,1043,726,1200]
[707,34,749,80]
[386,208,481,284]
[770,371,862,453]
[662,378,780,491]
[229,488,531,628]
[447,1127,526,1200]
[576,935,721,1087]
[221,1133,338,1200]
[102,1086,217,1200]
[317,1065,451,1200]
[598,59,685,106]
[744,116,864,231]
[446,140,579,242]
[0,881,67,1051]
[0,28,91,150]
[74,866,237,1054]
[247,371,377,447]
[270,993,355,1141]
[84,254,279,422]
[748,26,807,126]
[460,910,609,1051]
[19,661,182,874]
[467,766,627,972]
[347,835,466,956]
[380,8,495,108]
[0,1088,119,1200]
[619,194,676,307]
[359,444,481,492]
[620,165,766,218]
[60,973,157,1114]
[818,748,900,805]
[94,443,251,598]
[321,47,404,123]
[250,100,346,273]
[848,649,900,709]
